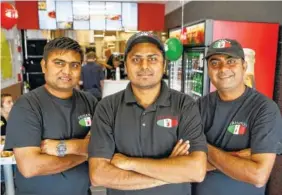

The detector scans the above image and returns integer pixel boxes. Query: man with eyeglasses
[193,39,282,195]
[88,32,207,195]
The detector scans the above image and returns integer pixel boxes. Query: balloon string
[181,0,184,31]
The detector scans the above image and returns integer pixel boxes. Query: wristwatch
[56,140,67,157]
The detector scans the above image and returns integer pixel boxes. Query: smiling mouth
[218,75,233,80]
[59,77,72,82]
[138,74,153,77]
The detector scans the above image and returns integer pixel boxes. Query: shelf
[191,90,202,97]
[192,69,203,73]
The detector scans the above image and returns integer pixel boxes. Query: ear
[163,61,167,74]
[242,60,248,73]
[41,59,47,73]
[124,62,127,74]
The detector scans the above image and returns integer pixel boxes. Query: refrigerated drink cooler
[168,19,279,99]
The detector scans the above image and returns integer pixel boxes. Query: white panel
[105,2,122,31]
[89,2,106,30]
[73,1,90,30]
[122,3,138,31]
[38,0,56,29]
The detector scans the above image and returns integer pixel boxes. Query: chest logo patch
[78,114,92,127]
[157,116,178,128]
[227,122,247,135]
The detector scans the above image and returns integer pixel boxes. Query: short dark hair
[43,37,83,62]
[1,93,12,107]
[86,52,97,60]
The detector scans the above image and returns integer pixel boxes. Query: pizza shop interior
[0,1,282,195]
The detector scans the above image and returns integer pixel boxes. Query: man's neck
[87,60,96,63]
[44,85,73,99]
[218,84,246,101]
[132,83,161,109]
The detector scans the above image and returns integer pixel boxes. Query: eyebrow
[209,56,238,61]
[208,57,221,61]
[131,54,160,58]
[52,58,81,64]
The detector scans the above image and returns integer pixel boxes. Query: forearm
[207,161,216,171]
[208,146,264,186]
[17,154,86,178]
[65,137,89,156]
[91,160,167,190]
[129,152,206,183]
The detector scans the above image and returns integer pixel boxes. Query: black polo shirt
[89,81,207,195]
[193,87,282,195]
[4,86,98,195]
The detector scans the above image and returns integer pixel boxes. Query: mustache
[217,72,234,78]
[137,69,154,76]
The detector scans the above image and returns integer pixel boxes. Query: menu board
[122,3,138,31]
[169,28,181,39]
[73,1,90,30]
[105,2,122,31]
[185,22,205,45]
[38,0,56,29]
[89,2,106,30]
[38,1,138,30]
[56,1,73,29]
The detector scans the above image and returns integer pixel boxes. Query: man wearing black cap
[88,32,207,195]
[193,39,282,195]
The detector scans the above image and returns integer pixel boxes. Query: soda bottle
[198,74,203,94]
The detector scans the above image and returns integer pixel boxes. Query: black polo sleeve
[178,101,207,153]
[250,101,282,154]
[4,96,42,151]
[88,99,115,159]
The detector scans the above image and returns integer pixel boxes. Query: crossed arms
[89,140,207,190]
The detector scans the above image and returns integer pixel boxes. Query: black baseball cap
[205,39,245,60]
[124,32,165,61]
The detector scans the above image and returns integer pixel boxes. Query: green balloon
[165,38,183,61]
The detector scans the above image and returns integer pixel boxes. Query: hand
[169,139,190,158]
[231,148,251,159]
[207,161,216,171]
[111,153,132,171]
[41,139,60,156]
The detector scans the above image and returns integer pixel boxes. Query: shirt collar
[124,80,171,107]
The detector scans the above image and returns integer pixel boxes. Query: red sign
[211,20,279,99]
[169,28,181,39]
[1,2,18,29]
[185,22,205,45]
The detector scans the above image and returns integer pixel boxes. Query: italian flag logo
[157,118,178,128]
[213,40,231,48]
[227,124,246,135]
[79,117,92,127]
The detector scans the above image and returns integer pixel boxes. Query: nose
[218,63,229,73]
[140,59,149,69]
[62,64,71,74]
